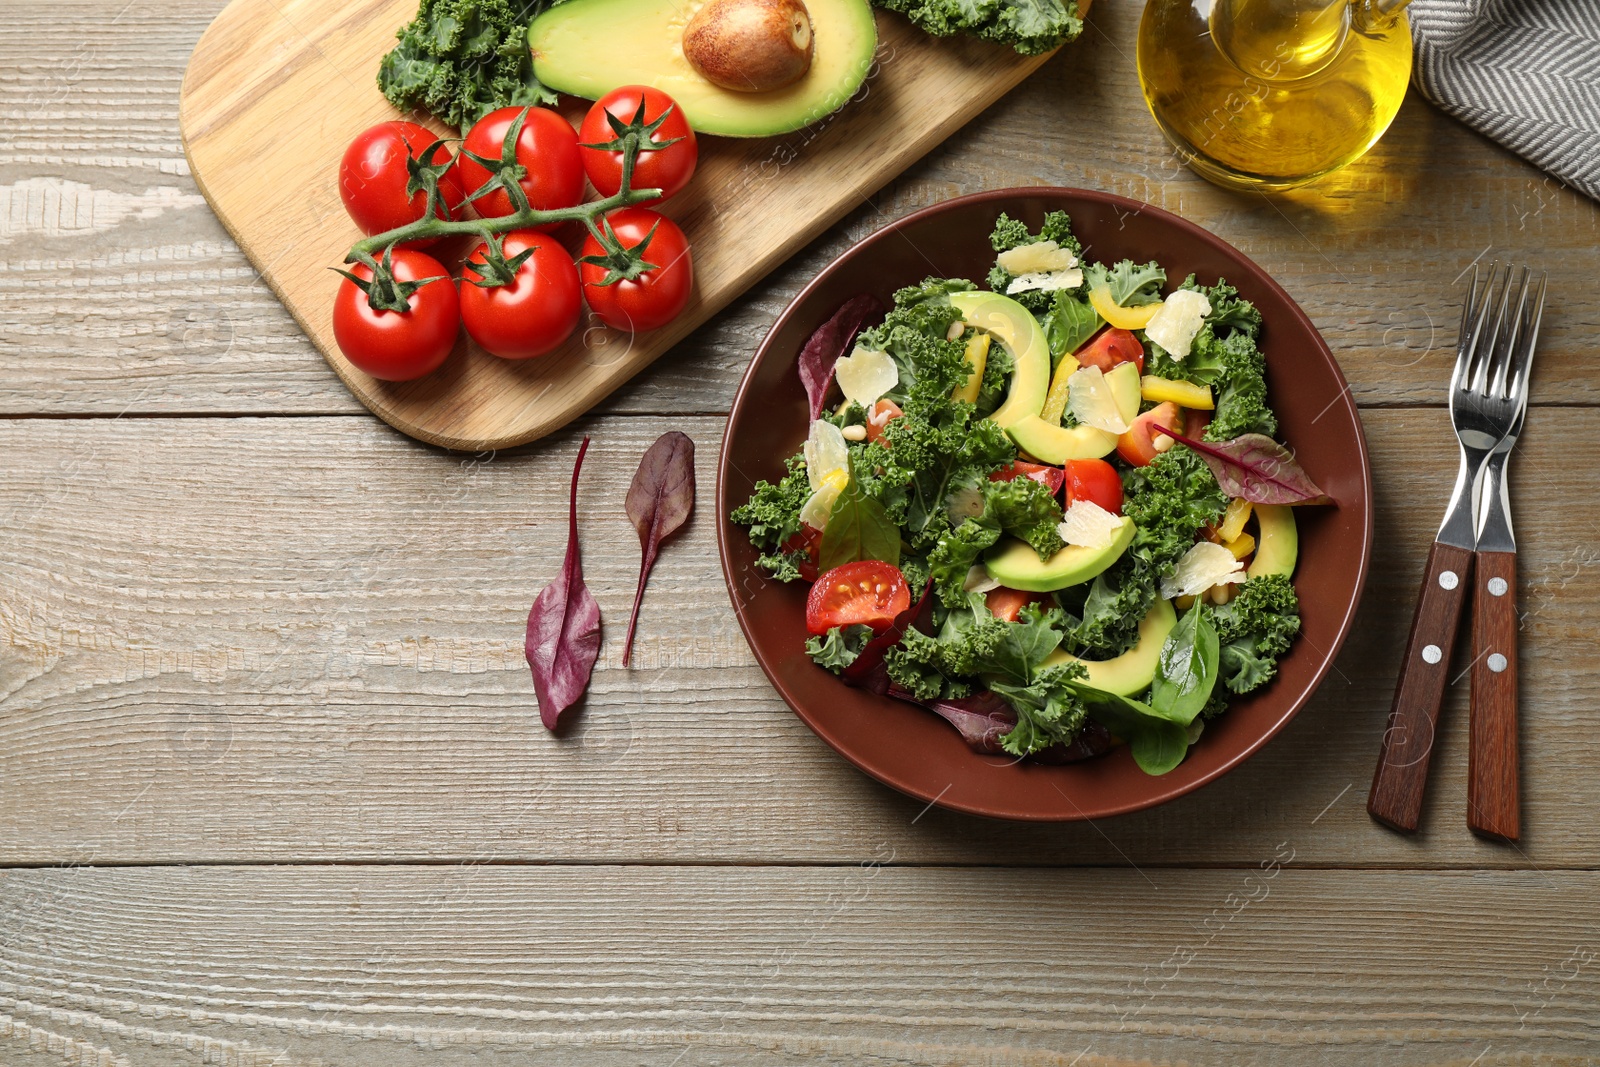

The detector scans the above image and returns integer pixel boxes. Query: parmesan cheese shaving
[1161,541,1247,599]
[1067,365,1132,433]
[1057,499,1123,550]
[1144,289,1213,360]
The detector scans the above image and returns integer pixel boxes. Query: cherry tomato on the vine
[1074,327,1145,375]
[1117,401,1183,467]
[339,121,466,247]
[805,560,910,636]
[1063,458,1123,514]
[580,207,694,332]
[457,107,584,224]
[332,249,459,382]
[460,231,582,360]
[579,86,698,206]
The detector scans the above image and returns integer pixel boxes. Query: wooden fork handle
[1368,541,1474,832]
[1468,550,1520,841]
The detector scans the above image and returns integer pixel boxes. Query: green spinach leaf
[1151,601,1221,725]
[820,459,901,570]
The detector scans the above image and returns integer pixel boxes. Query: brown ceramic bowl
[715,187,1372,821]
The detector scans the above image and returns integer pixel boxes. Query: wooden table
[3,3,1598,1064]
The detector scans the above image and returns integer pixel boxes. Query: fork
[1466,271,1544,841]
[1368,264,1540,834]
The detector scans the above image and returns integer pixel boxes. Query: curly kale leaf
[806,625,876,673]
[982,475,1065,560]
[1141,276,1278,440]
[987,211,1087,313]
[1084,260,1168,306]
[927,517,1002,607]
[885,600,1087,755]
[873,0,1083,56]
[1058,448,1226,657]
[730,454,810,563]
[1212,573,1300,694]
[378,0,557,130]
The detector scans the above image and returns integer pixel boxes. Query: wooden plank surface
[2,865,1598,1066]
[3,2,1597,422]
[2,409,1595,866]
[6,0,1600,1063]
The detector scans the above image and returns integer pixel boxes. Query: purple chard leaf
[1154,428,1333,506]
[798,293,884,421]
[623,430,696,665]
[526,436,603,731]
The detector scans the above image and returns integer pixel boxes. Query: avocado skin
[528,0,877,137]
[1045,597,1177,696]
[984,517,1136,593]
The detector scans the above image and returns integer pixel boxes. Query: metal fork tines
[1368,262,1545,837]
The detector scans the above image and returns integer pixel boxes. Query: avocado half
[528,0,878,137]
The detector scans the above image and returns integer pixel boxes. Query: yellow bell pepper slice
[1089,285,1163,331]
[952,332,990,405]
[1217,497,1253,543]
[1222,531,1256,560]
[1040,351,1077,425]
[1140,375,1215,410]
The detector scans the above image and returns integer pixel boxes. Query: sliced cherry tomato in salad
[338,121,466,247]
[985,586,1046,623]
[864,398,903,443]
[578,86,698,207]
[1183,406,1212,439]
[781,526,822,583]
[1117,401,1183,467]
[989,459,1065,497]
[1074,327,1145,375]
[579,207,694,332]
[805,561,910,636]
[1062,458,1123,514]
[457,106,584,225]
[460,231,582,360]
[332,249,459,382]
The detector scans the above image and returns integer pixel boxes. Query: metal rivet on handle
[1487,577,1508,597]
[1488,653,1508,673]
[1439,570,1459,591]
[1422,644,1443,664]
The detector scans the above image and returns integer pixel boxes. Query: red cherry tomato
[805,561,910,636]
[1063,458,1124,514]
[864,398,903,443]
[332,249,459,382]
[1074,327,1145,375]
[459,231,582,360]
[457,107,584,224]
[988,459,1065,497]
[781,525,822,583]
[985,587,1046,623]
[578,86,698,207]
[579,208,693,332]
[339,121,466,247]
[1117,401,1183,467]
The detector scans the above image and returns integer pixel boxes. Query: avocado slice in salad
[1043,597,1177,696]
[984,515,1135,592]
[947,290,1050,429]
[1247,504,1298,579]
[1004,361,1142,464]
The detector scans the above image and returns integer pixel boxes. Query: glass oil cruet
[1137,0,1414,191]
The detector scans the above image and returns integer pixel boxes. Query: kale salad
[731,211,1329,775]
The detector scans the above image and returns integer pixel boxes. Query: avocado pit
[682,0,814,93]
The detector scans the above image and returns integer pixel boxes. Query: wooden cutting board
[179,0,1058,450]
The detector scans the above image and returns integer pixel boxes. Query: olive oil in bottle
[1137,0,1413,191]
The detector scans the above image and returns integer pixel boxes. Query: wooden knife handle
[1368,541,1474,832]
[1468,550,1520,841]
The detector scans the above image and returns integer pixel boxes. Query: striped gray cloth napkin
[1409,0,1600,202]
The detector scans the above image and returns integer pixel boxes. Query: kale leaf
[873,0,1084,56]
[1084,260,1168,306]
[730,454,811,577]
[1212,573,1300,694]
[806,624,876,673]
[378,0,556,131]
